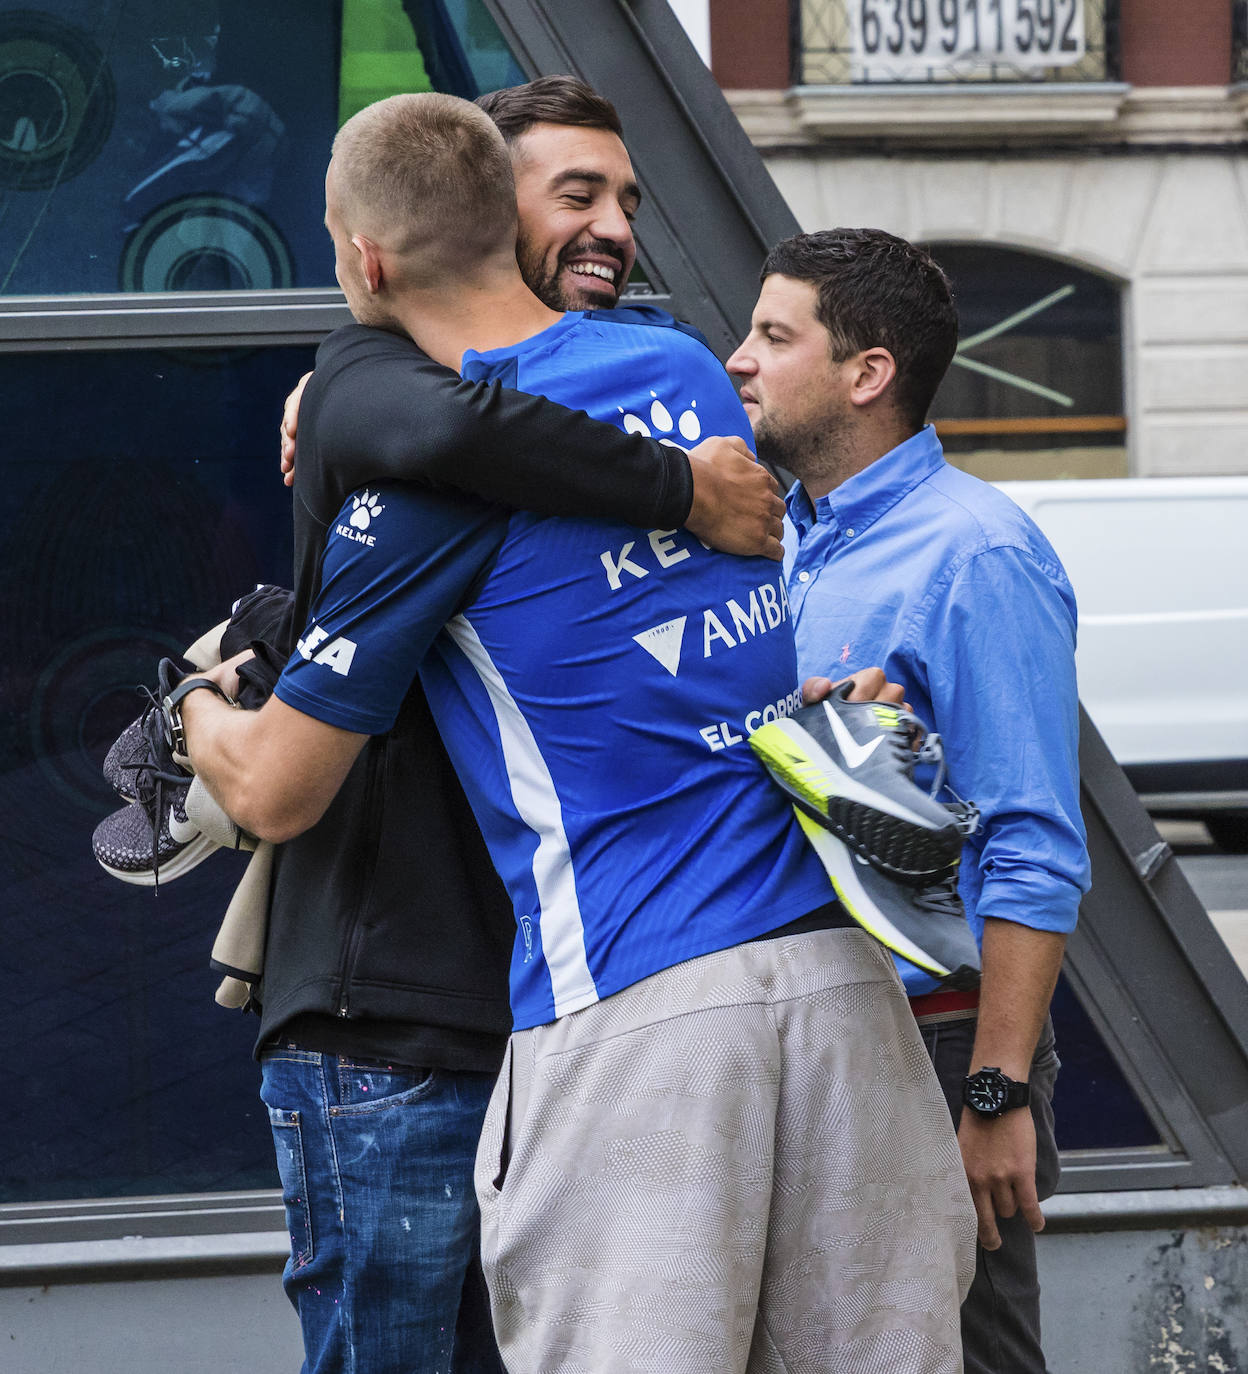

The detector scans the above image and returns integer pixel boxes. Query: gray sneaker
[793,808,980,988]
[92,792,220,887]
[749,682,978,886]
[94,658,216,886]
[102,657,189,800]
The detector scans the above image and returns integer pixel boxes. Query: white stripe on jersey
[445,614,597,1018]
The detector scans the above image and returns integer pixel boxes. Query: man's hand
[684,436,784,561]
[802,669,907,706]
[957,1107,1045,1250]
[196,649,255,703]
[279,371,313,486]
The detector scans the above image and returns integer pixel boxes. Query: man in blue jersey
[107,77,788,1374]
[727,229,1090,1374]
[181,95,975,1371]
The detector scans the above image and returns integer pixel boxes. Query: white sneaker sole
[795,809,979,982]
[96,831,222,886]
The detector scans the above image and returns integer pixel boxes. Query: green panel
[339,0,433,125]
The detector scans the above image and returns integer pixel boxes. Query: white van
[997,477,1248,852]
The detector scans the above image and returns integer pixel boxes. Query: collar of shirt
[784,424,946,543]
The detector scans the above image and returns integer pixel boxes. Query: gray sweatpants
[476,928,976,1373]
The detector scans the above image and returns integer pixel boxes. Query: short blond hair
[330,93,517,280]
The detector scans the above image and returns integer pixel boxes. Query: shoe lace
[116,687,188,892]
[913,732,981,838]
[832,685,982,839]
[913,873,965,918]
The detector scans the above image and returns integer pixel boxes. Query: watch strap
[1004,1077,1032,1110]
[162,676,231,757]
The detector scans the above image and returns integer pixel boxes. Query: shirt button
[797,571,811,583]
[845,529,856,537]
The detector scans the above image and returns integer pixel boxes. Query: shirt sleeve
[917,543,1090,935]
[274,481,507,736]
[307,327,693,529]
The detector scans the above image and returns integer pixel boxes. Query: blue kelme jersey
[276,311,836,1029]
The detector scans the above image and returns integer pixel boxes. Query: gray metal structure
[1067,708,1248,1190]
[2,4,1246,1367]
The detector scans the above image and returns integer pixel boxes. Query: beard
[516,232,623,311]
[752,414,819,482]
[751,406,852,493]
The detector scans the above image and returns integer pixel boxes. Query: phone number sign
[849,0,1085,80]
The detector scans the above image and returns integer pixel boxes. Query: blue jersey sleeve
[275,482,507,735]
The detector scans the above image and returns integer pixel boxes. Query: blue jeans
[260,1046,505,1374]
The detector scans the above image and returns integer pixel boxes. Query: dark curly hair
[762,228,958,430]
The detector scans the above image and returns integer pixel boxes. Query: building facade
[703,0,1248,481]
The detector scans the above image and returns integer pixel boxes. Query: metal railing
[1234,0,1248,83]
[795,0,1120,86]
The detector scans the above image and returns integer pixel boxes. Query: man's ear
[351,234,384,294]
[849,347,897,408]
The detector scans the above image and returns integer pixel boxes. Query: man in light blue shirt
[728,228,1090,1374]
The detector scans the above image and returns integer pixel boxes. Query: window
[0,0,528,1216]
[928,243,1126,480]
[0,1,523,296]
[1,344,316,1204]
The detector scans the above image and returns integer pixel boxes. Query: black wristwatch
[962,1067,1031,1119]
[162,675,232,757]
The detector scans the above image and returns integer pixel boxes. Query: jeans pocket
[327,1063,438,1118]
[267,1106,313,1271]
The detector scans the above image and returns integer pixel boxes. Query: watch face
[965,1070,1009,1116]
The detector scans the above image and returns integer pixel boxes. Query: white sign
[849,0,1086,81]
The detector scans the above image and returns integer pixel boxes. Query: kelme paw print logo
[619,392,701,452]
[349,490,385,530]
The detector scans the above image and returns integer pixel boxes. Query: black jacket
[253,325,694,1070]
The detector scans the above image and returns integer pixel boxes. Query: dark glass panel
[929,243,1124,455]
[1050,975,1162,1151]
[0,344,314,1201]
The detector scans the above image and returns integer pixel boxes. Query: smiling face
[510,122,640,311]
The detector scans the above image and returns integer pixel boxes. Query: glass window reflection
[0,0,523,296]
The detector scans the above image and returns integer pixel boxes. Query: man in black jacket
[243,78,782,1374]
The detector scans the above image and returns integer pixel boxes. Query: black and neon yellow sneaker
[749,682,978,886]
[793,809,980,987]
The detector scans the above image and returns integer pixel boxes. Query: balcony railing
[795,0,1120,86]
[1234,0,1248,83]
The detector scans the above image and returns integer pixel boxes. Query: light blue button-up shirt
[785,424,1090,996]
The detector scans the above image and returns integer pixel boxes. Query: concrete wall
[1037,1219,1248,1371]
[4,1193,1245,1372]
[758,146,1248,479]
[1,1269,302,1374]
